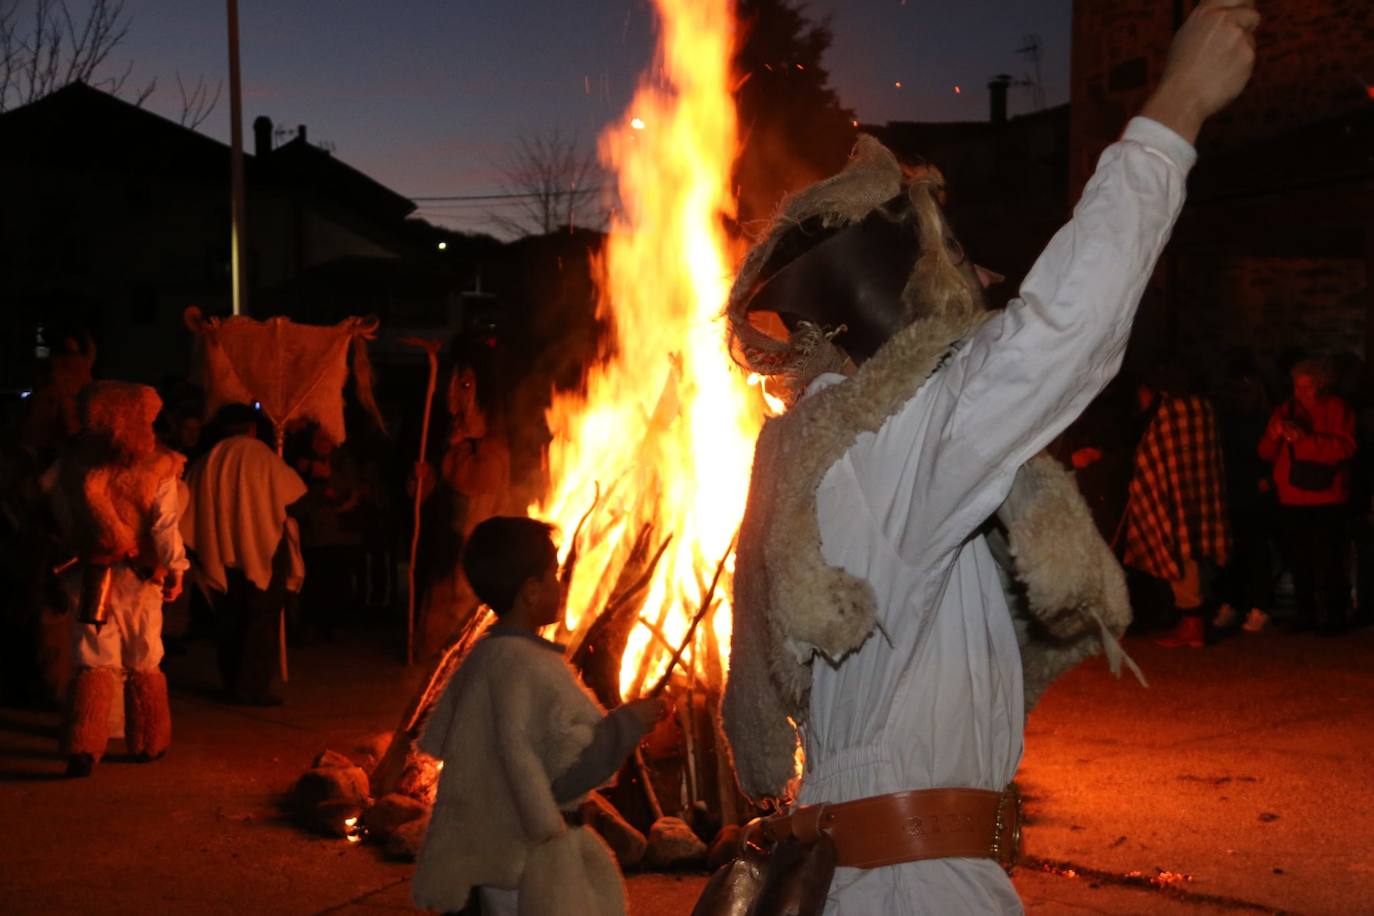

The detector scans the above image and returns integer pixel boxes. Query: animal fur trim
[993,455,1137,708]
[518,828,627,916]
[723,308,984,799]
[125,668,172,760]
[62,666,120,762]
[726,136,908,403]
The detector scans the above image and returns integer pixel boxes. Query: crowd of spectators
[1060,349,1372,647]
[0,324,495,719]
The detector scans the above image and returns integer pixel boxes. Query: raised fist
[1142,0,1260,142]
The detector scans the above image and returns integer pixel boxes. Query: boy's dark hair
[462,516,558,615]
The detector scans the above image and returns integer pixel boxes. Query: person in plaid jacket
[1124,365,1232,647]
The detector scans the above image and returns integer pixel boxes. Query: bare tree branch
[0,0,152,113]
[487,126,607,237]
[175,70,220,129]
[0,3,18,107]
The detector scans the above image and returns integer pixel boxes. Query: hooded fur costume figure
[413,632,626,916]
[721,136,1138,800]
[53,382,188,772]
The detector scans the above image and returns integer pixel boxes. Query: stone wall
[1173,255,1367,379]
[1070,0,1374,386]
[1071,0,1374,187]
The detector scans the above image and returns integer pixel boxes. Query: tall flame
[532,0,761,697]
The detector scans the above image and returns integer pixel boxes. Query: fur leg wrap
[125,667,172,760]
[62,666,120,762]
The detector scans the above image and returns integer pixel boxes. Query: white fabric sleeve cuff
[1122,116,1197,174]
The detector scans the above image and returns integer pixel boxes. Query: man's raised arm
[870,1,1259,560]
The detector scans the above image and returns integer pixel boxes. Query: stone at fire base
[294,752,371,835]
[707,824,743,871]
[646,816,708,868]
[364,792,429,841]
[384,811,432,861]
[585,792,648,868]
[313,749,357,770]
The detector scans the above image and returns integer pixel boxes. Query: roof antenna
[1015,34,1046,113]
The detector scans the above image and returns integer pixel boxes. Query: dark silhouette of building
[0,83,462,387]
[864,101,1071,301]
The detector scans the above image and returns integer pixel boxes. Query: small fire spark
[894,81,903,89]
[954,85,962,94]
[630,117,646,130]
[343,816,361,843]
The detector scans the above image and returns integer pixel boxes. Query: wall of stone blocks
[1171,254,1368,382]
[1070,0,1374,188]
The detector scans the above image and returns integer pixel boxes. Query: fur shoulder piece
[990,454,1136,710]
[723,309,983,799]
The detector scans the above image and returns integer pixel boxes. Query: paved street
[2,622,1371,914]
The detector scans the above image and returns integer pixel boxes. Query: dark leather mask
[743,197,920,365]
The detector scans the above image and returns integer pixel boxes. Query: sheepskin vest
[723,310,1136,800]
[412,634,626,915]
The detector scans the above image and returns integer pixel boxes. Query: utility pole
[227,0,247,316]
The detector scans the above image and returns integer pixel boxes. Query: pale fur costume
[413,634,626,916]
[721,135,1135,800]
[59,382,184,567]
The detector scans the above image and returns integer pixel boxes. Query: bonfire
[295,0,769,866]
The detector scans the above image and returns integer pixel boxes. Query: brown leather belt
[756,786,1021,870]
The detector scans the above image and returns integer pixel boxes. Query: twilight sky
[114,0,1070,234]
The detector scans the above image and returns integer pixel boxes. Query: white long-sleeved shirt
[800,117,1195,914]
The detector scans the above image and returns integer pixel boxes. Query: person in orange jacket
[1259,358,1357,634]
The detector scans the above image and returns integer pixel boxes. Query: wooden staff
[402,337,443,666]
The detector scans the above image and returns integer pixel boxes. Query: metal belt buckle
[990,785,1022,873]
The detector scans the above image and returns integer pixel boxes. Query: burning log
[645,534,735,698]
[369,612,489,800]
[571,525,673,708]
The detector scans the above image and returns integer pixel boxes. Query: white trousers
[68,567,165,672]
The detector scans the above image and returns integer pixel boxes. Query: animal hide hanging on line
[184,307,386,445]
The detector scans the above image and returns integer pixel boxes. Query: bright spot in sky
[894,81,903,89]
[954,85,962,94]
[437,241,447,251]
[630,117,646,130]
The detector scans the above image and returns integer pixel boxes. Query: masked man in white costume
[720,3,1259,912]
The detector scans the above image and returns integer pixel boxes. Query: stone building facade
[1071,0,1374,387]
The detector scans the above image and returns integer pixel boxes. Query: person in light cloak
[719,3,1259,912]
